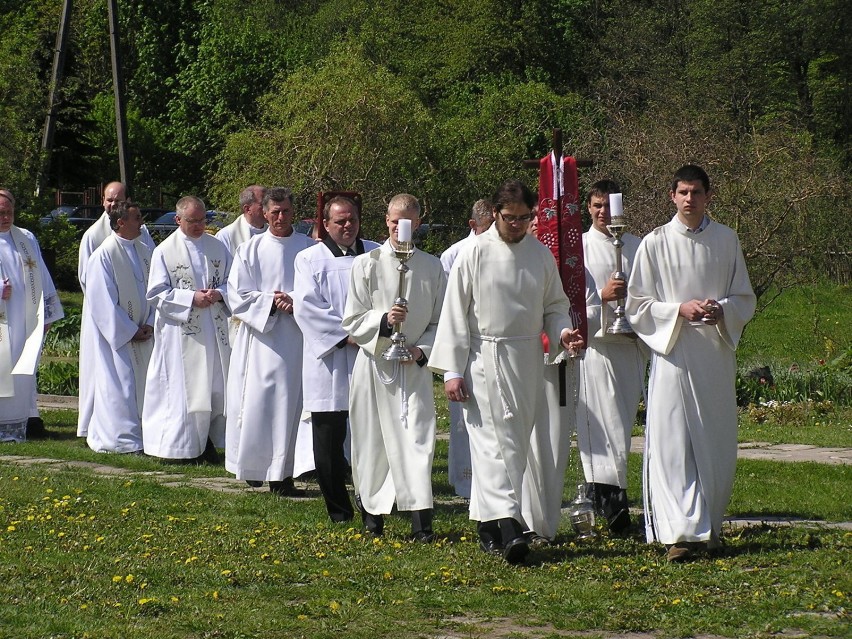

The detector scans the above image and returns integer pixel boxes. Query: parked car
[39,204,104,237]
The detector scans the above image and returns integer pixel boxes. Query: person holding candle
[429,180,583,564]
[576,180,648,533]
[342,194,446,541]
[626,165,755,562]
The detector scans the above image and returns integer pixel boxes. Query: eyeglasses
[267,209,293,218]
[497,211,533,224]
[180,216,207,225]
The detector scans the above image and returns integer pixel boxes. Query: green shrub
[37,360,79,395]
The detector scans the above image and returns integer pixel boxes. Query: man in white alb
[0,189,64,442]
[576,179,648,533]
[225,187,314,495]
[343,194,446,541]
[215,185,267,256]
[430,180,583,564]
[77,181,154,439]
[84,201,154,453]
[142,196,231,463]
[293,196,380,521]
[626,165,755,562]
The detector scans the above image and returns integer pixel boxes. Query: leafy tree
[211,42,434,240]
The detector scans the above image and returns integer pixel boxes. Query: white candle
[397,218,412,242]
[609,193,624,219]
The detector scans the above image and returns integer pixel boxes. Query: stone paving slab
[39,395,850,465]
[629,437,852,465]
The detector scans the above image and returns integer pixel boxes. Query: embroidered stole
[158,232,229,413]
[0,228,45,396]
[103,234,153,414]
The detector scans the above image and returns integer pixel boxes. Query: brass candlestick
[382,240,414,361]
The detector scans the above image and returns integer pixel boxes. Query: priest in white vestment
[439,198,494,500]
[430,180,583,564]
[0,190,64,441]
[77,181,154,438]
[225,187,313,495]
[576,181,648,533]
[85,202,154,453]
[342,194,446,542]
[215,184,267,256]
[294,195,380,521]
[626,165,755,562]
[142,196,231,462]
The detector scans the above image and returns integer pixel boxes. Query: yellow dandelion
[125,574,134,583]
[672,598,682,605]
[212,591,219,600]
[297,614,308,620]
[170,596,179,603]
[6,525,15,532]
[383,572,393,580]
[329,601,341,611]
[221,570,232,577]
[112,576,123,583]
[79,604,88,610]
[322,570,330,577]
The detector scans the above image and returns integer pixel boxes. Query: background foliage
[0,0,849,291]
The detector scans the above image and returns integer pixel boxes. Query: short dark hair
[671,165,710,193]
[586,179,621,205]
[491,180,535,212]
[323,195,358,221]
[263,187,294,210]
[109,200,138,231]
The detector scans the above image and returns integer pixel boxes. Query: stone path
[38,394,852,466]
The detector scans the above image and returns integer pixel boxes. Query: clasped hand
[679,298,723,324]
[272,291,294,314]
[192,288,222,308]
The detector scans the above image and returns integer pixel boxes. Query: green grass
[1,410,849,639]
[739,282,851,368]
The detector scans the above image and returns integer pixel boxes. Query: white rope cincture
[475,333,537,421]
[375,358,408,428]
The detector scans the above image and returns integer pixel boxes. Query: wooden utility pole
[107,0,131,192]
[37,0,132,195]
[37,0,73,197]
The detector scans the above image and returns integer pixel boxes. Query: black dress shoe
[269,477,306,497]
[608,509,631,535]
[26,417,48,439]
[524,531,551,548]
[411,530,436,543]
[502,537,530,564]
[198,438,222,465]
[245,480,263,488]
[355,494,384,535]
[478,538,504,555]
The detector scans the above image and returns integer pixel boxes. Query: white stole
[0,228,45,397]
[158,232,229,413]
[103,234,153,414]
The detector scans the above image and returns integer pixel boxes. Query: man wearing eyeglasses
[142,195,232,464]
[430,179,583,564]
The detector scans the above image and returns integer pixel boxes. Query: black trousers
[312,411,354,522]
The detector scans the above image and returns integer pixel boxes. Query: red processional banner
[537,152,587,345]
